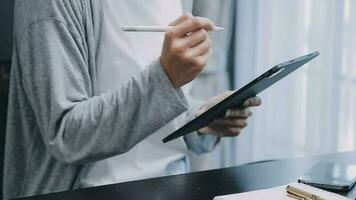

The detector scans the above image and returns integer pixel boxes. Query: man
[3,0,261,199]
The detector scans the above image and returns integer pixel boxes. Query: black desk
[17,151,356,200]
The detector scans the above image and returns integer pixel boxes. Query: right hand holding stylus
[160,13,215,88]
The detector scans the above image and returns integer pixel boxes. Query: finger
[186,38,212,57]
[192,48,212,66]
[182,29,208,48]
[210,91,234,104]
[173,17,215,37]
[224,127,242,137]
[212,118,248,128]
[225,108,251,118]
[169,13,193,26]
[243,96,262,107]
[223,91,235,98]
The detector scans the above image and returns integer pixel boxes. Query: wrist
[159,56,179,89]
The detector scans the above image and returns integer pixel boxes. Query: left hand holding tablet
[197,91,261,137]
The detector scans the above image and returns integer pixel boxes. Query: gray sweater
[3,0,217,199]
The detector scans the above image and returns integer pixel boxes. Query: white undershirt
[80,0,193,187]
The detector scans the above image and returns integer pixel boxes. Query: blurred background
[1,0,356,183]
[189,0,356,171]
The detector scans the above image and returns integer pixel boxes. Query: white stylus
[122,26,225,32]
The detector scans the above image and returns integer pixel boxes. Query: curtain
[190,0,356,170]
[231,0,356,166]
[189,0,235,170]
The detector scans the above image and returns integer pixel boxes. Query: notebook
[214,183,352,200]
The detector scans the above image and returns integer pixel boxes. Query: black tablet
[298,162,356,191]
[163,51,320,143]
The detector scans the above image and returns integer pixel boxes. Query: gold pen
[286,185,326,200]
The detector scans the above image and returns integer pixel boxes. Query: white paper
[214,183,352,200]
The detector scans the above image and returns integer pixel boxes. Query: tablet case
[163,51,320,143]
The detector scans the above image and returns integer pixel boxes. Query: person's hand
[160,14,215,88]
[197,91,262,137]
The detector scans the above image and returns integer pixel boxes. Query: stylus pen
[122,26,225,32]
